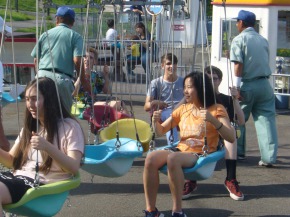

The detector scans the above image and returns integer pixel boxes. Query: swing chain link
[115,132,122,150]
[202,145,209,157]
[135,133,142,151]
[33,164,40,188]
[149,139,156,151]
[202,136,209,157]
[231,120,240,139]
[149,131,156,151]
[169,131,174,145]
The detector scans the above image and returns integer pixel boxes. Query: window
[277,11,290,50]
[220,19,260,58]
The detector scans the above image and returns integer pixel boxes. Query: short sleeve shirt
[217,93,234,123]
[14,118,85,184]
[147,76,184,110]
[230,27,272,80]
[106,28,118,46]
[131,44,140,57]
[172,103,229,154]
[78,70,105,98]
[31,24,83,77]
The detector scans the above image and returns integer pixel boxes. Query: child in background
[126,35,140,78]
[73,48,110,104]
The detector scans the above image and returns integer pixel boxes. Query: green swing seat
[3,172,81,217]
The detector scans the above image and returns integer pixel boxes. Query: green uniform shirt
[230,27,272,81]
[31,23,83,77]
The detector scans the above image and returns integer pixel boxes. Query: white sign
[146,0,163,15]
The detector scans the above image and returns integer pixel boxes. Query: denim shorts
[165,147,200,159]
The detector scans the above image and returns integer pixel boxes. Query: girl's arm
[0,149,14,168]
[144,96,168,112]
[152,110,178,137]
[1,136,22,168]
[30,131,82,175]
[201,109,235,143]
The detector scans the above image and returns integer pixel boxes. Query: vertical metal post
[15,0,18,12]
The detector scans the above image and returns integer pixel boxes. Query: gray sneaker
[237,155,246,161]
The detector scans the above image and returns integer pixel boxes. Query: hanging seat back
[82,138,143,177]
[99,118,152,152]
[4,172,81,217]
[83,105,131,134]
[158,142,225,181]
[2,92,16,107]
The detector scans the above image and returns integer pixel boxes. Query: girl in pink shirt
[0,77,84,213]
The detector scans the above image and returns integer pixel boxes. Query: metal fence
[73,11,152,41]
[94,39,183,95]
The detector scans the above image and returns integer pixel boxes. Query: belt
[242,76,269,82]
[256,76,269,80]
[42,69,73,79]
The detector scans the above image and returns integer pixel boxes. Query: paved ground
[2,95,290,217]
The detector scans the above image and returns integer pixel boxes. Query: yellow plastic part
[212,0,290,5]
[99,118,152,152]
[71,102,86,116]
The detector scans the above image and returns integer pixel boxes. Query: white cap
[0,16,12,34]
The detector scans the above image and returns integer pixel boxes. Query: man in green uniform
[31,6,90,112]
[230,10,278,167]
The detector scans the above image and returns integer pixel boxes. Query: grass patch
[14,27,36,33]
[0,0,102,13]
[0,9,35,21]
[15,22,55,34]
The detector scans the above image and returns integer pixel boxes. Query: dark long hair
[13,77,74,173]
[134,22,146,35]
[183,72,216,108]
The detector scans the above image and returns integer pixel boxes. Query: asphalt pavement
[2,95,290,217]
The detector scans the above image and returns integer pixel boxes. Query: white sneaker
[258,160,273,168]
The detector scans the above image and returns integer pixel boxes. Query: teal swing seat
[3,172,81,217]
[82,138,143,177]
[2,92,16,107]
[158,142,225,181]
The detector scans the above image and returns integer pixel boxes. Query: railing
[271,73,290,109]
[272,73,290,96]
[93,39,183,96]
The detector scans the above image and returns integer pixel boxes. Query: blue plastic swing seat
[158,143,225,181]
[82,138,143,177]
[3,172,81,217]
[2,92,16,107]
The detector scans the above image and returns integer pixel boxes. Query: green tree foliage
[0,0,101,11]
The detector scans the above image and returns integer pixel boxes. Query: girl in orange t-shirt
[143,72,235,217]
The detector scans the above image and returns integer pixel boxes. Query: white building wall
[211,5,290,94]
[156,0,206,48]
